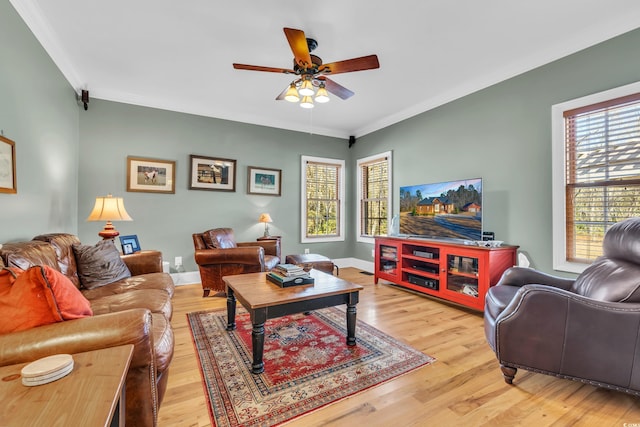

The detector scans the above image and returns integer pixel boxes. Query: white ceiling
[10,1,640,139]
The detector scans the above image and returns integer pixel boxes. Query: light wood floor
[158,268,640,426]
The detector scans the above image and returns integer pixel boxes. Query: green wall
[77,100,350,272]
[0,1,79,242]
[350,28,640,274]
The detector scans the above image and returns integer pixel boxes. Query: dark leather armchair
[485,217,640,396]
[193,228,280,297]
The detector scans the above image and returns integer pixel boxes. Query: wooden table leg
[226,288,236,331]
[346,303,357,346]
[251,322,265,374]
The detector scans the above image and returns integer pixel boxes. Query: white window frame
[300,155,345,243]
[357,151,392,244]
[551,80,640,274]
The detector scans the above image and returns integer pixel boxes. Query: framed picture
[119,235,141,254]
[0,135,17,194]
[248,166,281,196]
[127,156,175,194]
[189,155,236,192]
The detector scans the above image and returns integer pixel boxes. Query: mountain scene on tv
[399,178,482,240]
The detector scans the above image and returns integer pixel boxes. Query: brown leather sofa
[193,227,280,296]
[484,217,640,396]
[0,233,174,426]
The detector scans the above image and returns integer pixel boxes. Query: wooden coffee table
[223,269,364,374]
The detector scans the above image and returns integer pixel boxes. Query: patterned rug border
[187,306,435,427]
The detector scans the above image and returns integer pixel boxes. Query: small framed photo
[127,156,175,194]
[247,166,281,196]
[119,235,141,254]
[189,155,236,192]
[0,135,17,194]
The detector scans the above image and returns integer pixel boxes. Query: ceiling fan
[232,27,380,108]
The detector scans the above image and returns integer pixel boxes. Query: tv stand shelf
[375,236,518,311]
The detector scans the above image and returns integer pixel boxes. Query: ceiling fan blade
[319,54,380,75]
[319,77,354,100]
[284,27,312,69]
[275,86,288,101]
[233,63,295,74]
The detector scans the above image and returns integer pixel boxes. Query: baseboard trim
[332,257,374,274]
[170,271,201,286]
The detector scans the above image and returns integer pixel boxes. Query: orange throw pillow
[0,266,93,334]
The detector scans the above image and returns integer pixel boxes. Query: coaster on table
[21,354,74,386]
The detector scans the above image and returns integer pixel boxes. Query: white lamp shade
[87,194,133,222]
[284,84,300,102]
[258,213,273,223]
[299,79,314,96]
[300,96,314,108]
[315,85,330,103]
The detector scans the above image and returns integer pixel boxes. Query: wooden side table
[0,345,133,427]
[257,235,281,243]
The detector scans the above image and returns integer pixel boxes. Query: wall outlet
[371,249,375,258]
[174,256,182,266]
[304,248,310,254]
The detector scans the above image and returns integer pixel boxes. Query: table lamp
[258,213,273,237]
[87,194,133,239]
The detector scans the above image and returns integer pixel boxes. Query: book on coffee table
[267,271,314,287]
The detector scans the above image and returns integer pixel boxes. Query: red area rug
[187,306,435,426]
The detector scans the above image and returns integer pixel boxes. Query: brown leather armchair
[193,228,280,297]
[484,217,640,396]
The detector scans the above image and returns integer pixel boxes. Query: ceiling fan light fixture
[284,84,300,102]
[299,78,315,96]
[315,84,330,103]
[300,96,314,109]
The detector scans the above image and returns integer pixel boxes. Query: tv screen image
[399,178,482,241]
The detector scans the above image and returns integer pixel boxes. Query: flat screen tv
[399,178,482,241]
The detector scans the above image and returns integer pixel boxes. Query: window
[552,81,640,273]
[357,151,392,243]
[301,155,345,243]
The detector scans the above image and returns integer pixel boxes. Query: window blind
[305,160,341,238]
[564,92,640,262]
[360,157,389,236]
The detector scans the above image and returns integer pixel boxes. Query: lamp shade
[284,84,300,103]
[315,84,330,103]
[87,194,132,239]
[300,96,314,109]
[258,213,273,223]
[299,79,314,96]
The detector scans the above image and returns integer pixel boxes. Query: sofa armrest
[496,285,640,389]
[0,308,155,369]
[121,250,163,276]
[496,266,575,291]
[240,240,280,259]
[194,247,264,266]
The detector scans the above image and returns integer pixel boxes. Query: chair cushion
[32,233,82,288]
[0,266,92,334]
[88,288,173,320]
[202,228,237,249]
[0,241,60,272]
[73,240,131,290]
[571,257,640,302]
[80,272,175,300]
